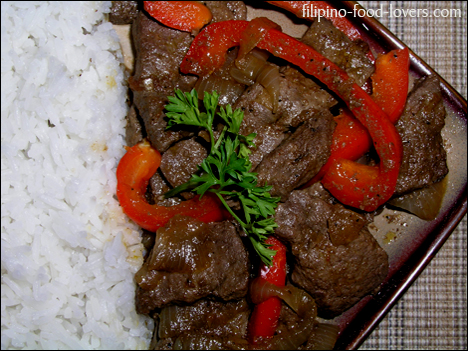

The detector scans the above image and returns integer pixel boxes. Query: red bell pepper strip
[304,109,372,187]
[116,140,225,232]
[321,84,403,211]
[371,47,410,123]
[181,19,403,211]
[303,48,409,188]
[143,1,212,33]
[248,236,287,344]
[181,21,249,76]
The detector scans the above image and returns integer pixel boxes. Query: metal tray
[332,2,467,349]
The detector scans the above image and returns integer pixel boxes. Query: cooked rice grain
[1,2,153,349]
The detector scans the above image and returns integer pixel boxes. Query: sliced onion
[234,52,268,81]
[230,66,256,85]
[249,278,316,319]
[256,64,280,113]
[388,177,447,220]
[249,48,270,62]
[307,323,340,350]
[195,75,245,106]
[158,305,179,339]
[268,318,316,350]
[237,17,280,62]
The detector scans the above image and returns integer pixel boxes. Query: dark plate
[245,1,466,349]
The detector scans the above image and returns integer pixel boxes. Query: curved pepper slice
[371,47,410,123]
[248,237,287,344]
[181,19,403,211]
[304,47,410,188]
[304,109,372,187]
[321,84,403,211]
[116,140,225,232]
[143,1,212,33]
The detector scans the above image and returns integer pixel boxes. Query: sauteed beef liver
[394,75,448,195]
[109,1,138,25]
[129,11,197,152]
[256,110,335,201]
[159,138,208,191]
[152,299,250,349]
[234,66,336,171]
[204,1,247,22]
[110,2,449,348]
[234,83,286,169]
[301,17,374,86]
[135,216,249,315]
[275,183,388,318]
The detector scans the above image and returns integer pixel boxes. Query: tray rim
[334,2,467,349]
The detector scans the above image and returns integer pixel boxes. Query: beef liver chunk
[125,104,144,147]
[109,1,138,25]
[234,84,286,169]
[159,138,207,189]
[394,75,448,195]
[204,1,247,22]
[275,184,388,318]
[129,11,197,152]
[147,171,181,207]
[301,18,374,86]
[153,299,250,349]
[135,216,249,314]
[255,110,335,201]
[234,67,336,171]
[275,67,337,128]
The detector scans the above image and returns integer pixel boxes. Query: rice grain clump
[1,1,153,349]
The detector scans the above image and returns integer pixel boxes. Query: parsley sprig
[164,89,280,266]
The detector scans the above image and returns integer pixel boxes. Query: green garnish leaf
[164,89,281,266]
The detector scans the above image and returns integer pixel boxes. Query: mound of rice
[1,2,153,349]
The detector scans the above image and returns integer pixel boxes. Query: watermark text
[302,3,463,21]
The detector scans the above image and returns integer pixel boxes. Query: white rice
[1,1,153,349]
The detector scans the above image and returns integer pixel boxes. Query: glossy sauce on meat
[110,1,448,349]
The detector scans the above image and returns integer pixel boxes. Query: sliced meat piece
[159,138,207,189]
[394,75,448,195]
[109,1,138,25]
[125,104,144,147]
[135,216,250,314]
[256,110,335,201]
[154,299,250,347]
[234,84,286,170]
[129,11,198,152]
[274,184,388,318]
[301,18,374,86]
[234,67,336,171]
[204,1,247,22]
[148,171,181,207]
[275,67,337,128]
[130,11,197,93]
